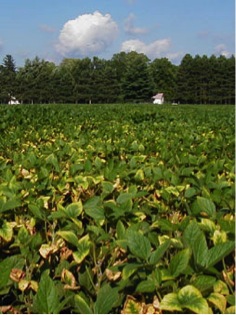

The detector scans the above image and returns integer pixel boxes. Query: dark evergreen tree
[150,57,177,102]
[0,55,17,103]
[122,52,153,102]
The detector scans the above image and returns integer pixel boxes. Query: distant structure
[152,93,164,104]
[8,96,20,105]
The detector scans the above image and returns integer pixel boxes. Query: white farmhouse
[8,96,20,105]
[152,93,164,104]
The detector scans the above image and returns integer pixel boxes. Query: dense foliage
[0,104,235,314]
[0,52,235,104]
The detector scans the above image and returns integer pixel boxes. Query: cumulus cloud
[121,38,172,59]
[124,14,148,35]
[214,44,231,57]
[56,11,119,57]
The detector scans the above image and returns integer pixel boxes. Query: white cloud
[124,14,148,35]
[121,38,172,59]
[56,11,119,57]
[214,44,231,57]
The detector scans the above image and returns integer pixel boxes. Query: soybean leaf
[192,275,217,294]
[169,248,191,277]
[117,193,133,204]
[94,284,119,314]
[183,221,208,268]
[0,220,13,242]
[0,256,23,290]
[57,230,79,247]
[116,220,126,239]
[208,293,227,313]
[122,263,141,280]
[74,294,93,314]
[136,280,156,293]
[204,241,234,268]
[65,201,83,218]
[33,271,61,314]
[177,285,209,314]
[192,196,216,218]
[161,285,209,314]
[0,197,21,213]
[149,240,171,265]
[127,230,151,261]
[73,234,91,264]
[160,293,182,312]
[28,204,44,220]
[84,196,105,221]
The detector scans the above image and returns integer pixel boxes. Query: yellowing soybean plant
[0,104,235,314]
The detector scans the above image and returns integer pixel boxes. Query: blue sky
[0,0,234,66]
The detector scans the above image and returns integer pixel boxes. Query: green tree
[176,54,195,104]
[150,58,177,102]
[122,51,153,102]
[0,55,17,103]
[17,57,56,104]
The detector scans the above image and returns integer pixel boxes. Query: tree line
[0,52,235,104]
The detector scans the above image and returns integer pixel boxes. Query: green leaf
[226,295,235,306]
[183,220,208,268]
[117,192,133,204]
[169,248,191,277]
[94,284,119,314]
[149,240,171,265]
[57,230,79,247]
[184,187,197,198]
[45,153,60,171]
[192,196,216,218]
[178,285,209,314]
[122,263,141,280]
[74,294,93,314]
[101,181,114,195]
[33,271,61,314]
[0,256,18,290]
[28,204,44,220]
[192,275,216,294]
[161,285,209,314]
[116,220,126,239]
[160,293,182,312]
[0,197,21,213]
[156,218,175,232]
[73,234,91,264]
[65,201,83,218]
[84,196,105,221]
[0,220,13,242]
[136,280,156,293]
[204,241,234,268]
[127,230,151,261]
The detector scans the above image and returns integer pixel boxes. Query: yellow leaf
[39,243,58,259]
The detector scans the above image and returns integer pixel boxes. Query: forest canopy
[0,52,235,105]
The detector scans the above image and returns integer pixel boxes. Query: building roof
[152,93,164,99]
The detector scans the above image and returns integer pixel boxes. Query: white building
[152,93,164,104]
[8,96,20,105]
